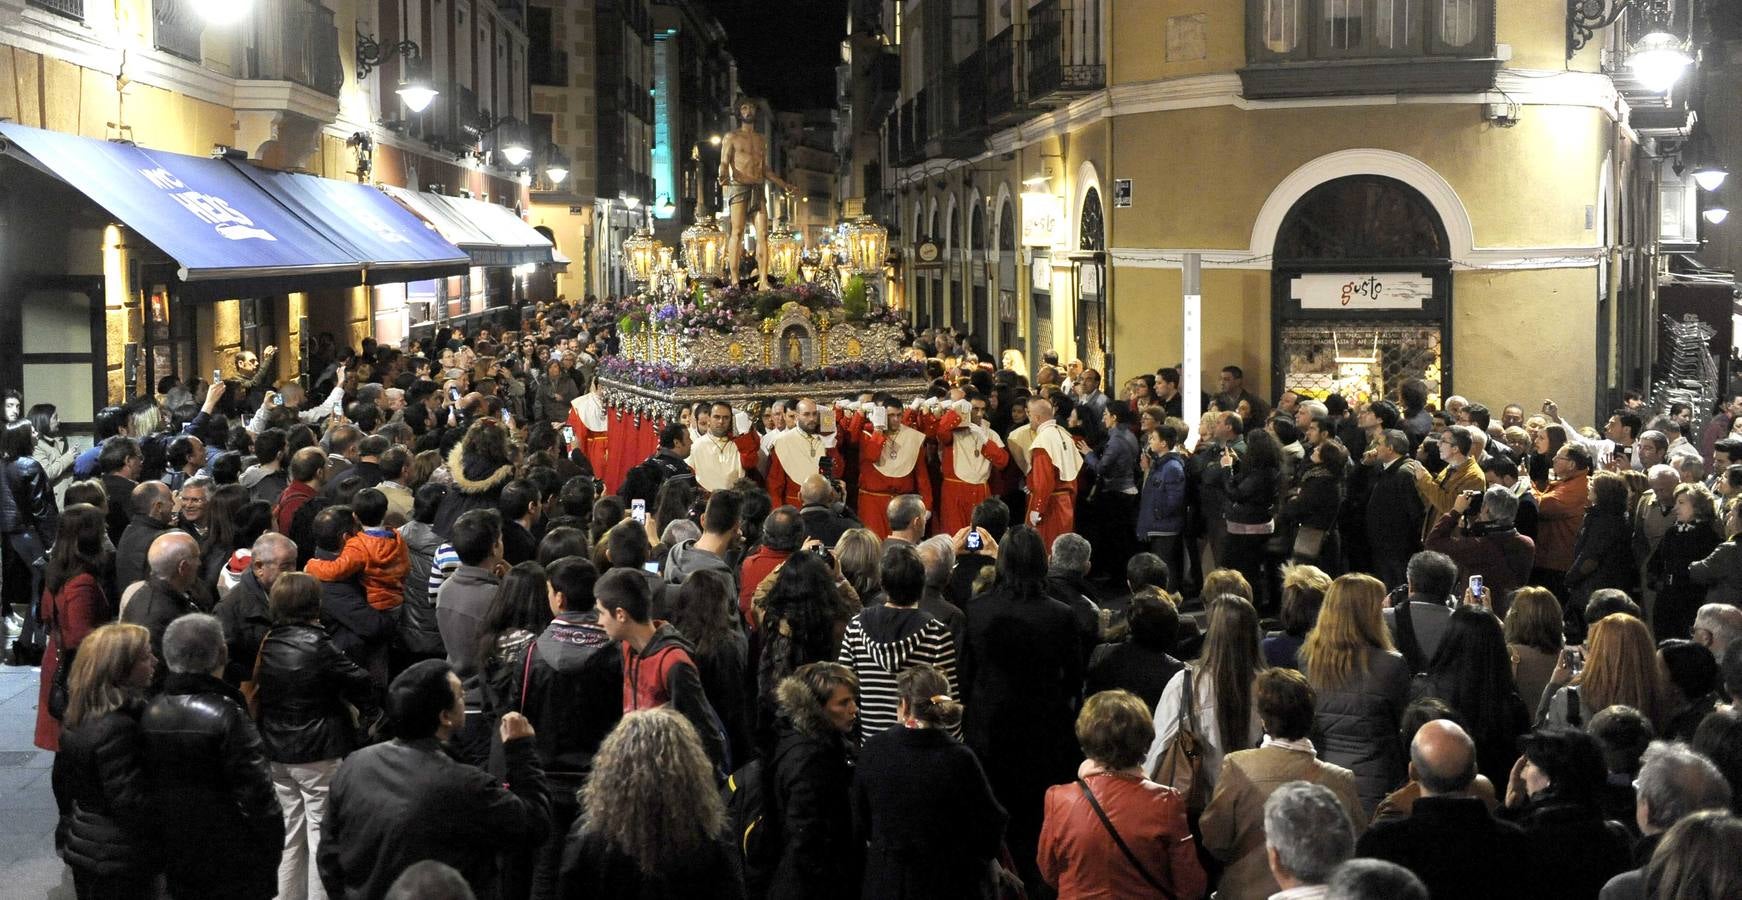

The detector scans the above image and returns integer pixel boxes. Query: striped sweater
[837,605,958,741]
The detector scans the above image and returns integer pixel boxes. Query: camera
[965,530,984,552]
[1462,489,1484,520]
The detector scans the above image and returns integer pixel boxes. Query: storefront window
[372,283,409,347]
[446,275,466,320]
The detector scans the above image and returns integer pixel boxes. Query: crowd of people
[2,304,1742,900]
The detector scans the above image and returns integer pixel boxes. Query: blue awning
[382,185,554,267]
[0,123,361,295]
[229,164,471,284]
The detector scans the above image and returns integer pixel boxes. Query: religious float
[583,200,915,488]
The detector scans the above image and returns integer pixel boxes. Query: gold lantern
[766,220,804,282]
[656,244,675,277]
[622,227,662,285]
[841,215,888,275]
[681,214,729,282]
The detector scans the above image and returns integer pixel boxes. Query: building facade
[0,0,542,427]
[870,0,1682,424]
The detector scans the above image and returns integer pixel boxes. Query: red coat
[1038,771,1207,900]
[36,572,110,752]
[564,407,611,478]
[737,547,791,626]
[932,410,1011,537]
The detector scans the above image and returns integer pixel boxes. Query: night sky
[701,0,850,111]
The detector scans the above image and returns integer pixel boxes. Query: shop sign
[139,165,278,242]
[1021,191,1064,247]
[1291,273,1432,311]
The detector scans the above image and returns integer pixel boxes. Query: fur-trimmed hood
[446,442,515,496]
[777,674,848,740]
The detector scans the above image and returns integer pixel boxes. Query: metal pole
[1182,252,1202,448]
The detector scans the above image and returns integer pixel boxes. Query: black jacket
[1085,639,1184,712]
[799,503,860,547]
[1567,507,1636,607]
[1497,788,1633,900]
[2,454,57,540]
[433,443,516,539]
[517,612,624,791]
[312,548,395,667]
[51,701,155,879]
[560,819,745,899]
[1356,795,1530,900]
[503,519,538,565]
[101,473,137,546]
[960,583,1083,807]
[318,736,551,900]
[852,725,1007,900]
[1366,458,1426,557]
[769,722,861,900]
[120,576,198,680]
[617,450,695,506]
[140,672,283,900]
[215,569,274,685]
[114,514,175,591]
[255,622,379,764]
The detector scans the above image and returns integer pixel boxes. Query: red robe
[1027,444,1078,553]
[932,410,1011,537]
[855,415,933,538]
[564,406,610,479]
[765,433,845,509]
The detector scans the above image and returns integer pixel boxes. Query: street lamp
[1566,0,1692,92]
[545,164,568,185]
[1627,29,1692,93]
[1693,163,1729,192]
[357,29,439,112]
[1704,207,1730,225]
[501,143,530,167]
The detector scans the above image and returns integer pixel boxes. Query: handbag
[46,594,71,721]
[1074,777,1178,900]
[1148,667,1205,813]
[240,631,270,720]
[1292,525,1327,560]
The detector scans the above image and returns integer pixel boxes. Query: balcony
[956,47,988,136]
[1027,0,1104,106]
[25,0,83,20]
[985,26,1036,127]
[153,0,204,63]
[243,0,343,97]
[1240,0,1498,99]
[868,49,901,119]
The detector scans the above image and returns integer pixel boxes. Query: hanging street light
[1692,163,1729,192]
[1627,29,1692,93]
[1703,207,1730,225]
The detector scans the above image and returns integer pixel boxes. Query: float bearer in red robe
[565,379,610,478]
[1024,397,1083,552]
[854,395,932,537]
[766,398,844,509]
[933,394,1010,536]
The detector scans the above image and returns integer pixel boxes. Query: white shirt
[1142,665,1264,794]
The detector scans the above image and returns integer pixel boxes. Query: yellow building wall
[1451,267,1599,421]
[529,203,591,300]
[1107,103,1609,253]
[1111,0,1246,84]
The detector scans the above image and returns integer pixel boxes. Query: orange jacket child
[305,527,410,611]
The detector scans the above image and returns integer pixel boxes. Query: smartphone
[811,546,833,564]
[561,425,576,445]
[449,387,462,403]
[1564,646,1585,677]
[502,410,514,429]
[272,394,284,406]
[965,530,984,552]
[641,561,661,574]
[630,498,647,524]
[1466,575,1483,603]
[212,368,223,384]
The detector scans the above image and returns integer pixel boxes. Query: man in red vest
[765,398,844,509]
[932,393,1010,537]
[854,395,932,537]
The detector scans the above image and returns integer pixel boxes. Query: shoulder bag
[46,592,71,720]
[1074,776,1178,900]
[1147,667,1205,813]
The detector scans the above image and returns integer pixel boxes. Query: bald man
[116,480,179,589]
[123,531,204,680]
[215,532,297,684]
[766,398,845,509]
[1024,398,1084,552]
[1357,720,1528,897]
[798,474,858,546]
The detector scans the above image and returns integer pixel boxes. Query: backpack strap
[519,637,537,712]
[1074,777,1178,900]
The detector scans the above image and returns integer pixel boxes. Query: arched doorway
[529,225,559,302]
[1271,175,1452,407]
[1075,186,1106,371]
[969,201,987,355]
[998,198,1018,360]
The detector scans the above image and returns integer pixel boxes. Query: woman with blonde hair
[1263,564,1331,669]
[834,528,884,606]
[558,708,744,898]
[1298,573,1410,813]
[1503,586,1565,714]
[1540,612,1673,730]
[1644,809,1742,900]
[51,622,157,897]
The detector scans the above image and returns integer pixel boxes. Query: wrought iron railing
[1027,0,1105,101]
[26,0,83,20]
[153,0,205,63]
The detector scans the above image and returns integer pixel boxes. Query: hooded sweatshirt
[662,537,734,587]
[621,623,727,773]
[835,605,958,740]
[305,527,411,611]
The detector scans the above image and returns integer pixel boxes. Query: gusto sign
[1291,273,1432,311]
